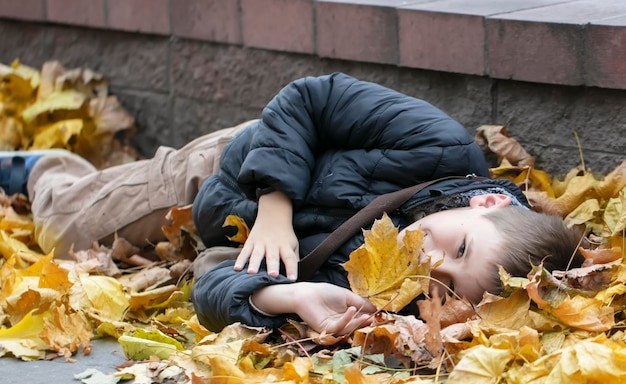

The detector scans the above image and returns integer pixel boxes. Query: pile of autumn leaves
[1,60,626,383]
[0,59,137,166]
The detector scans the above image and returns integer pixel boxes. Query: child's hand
[250,282,376,335]
[234,190,299,280]
[292,283,376,335]
[236,219,299,279]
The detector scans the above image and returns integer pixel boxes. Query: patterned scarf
[411,187,528,220]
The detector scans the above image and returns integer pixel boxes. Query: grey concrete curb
[0,338,127,384]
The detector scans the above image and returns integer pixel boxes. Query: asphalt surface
[0,338,127,384]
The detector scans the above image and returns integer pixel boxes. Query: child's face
[398,193,511,303]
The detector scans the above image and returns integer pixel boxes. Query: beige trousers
[27,121,253,259]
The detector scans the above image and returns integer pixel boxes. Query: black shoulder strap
[297,175,486,280]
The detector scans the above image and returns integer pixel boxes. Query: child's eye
[457,240,466,258]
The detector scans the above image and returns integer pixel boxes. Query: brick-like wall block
[241,0,314,54]
[107,0,169,35]
[399,9,485,76]
[47,0,105,28]
[316,1,398,65]
[171,0,240,44]
[487,19,584,86]
[0,0,44,21]
[586,20,626,90]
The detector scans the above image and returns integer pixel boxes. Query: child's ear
[469,193,512,208]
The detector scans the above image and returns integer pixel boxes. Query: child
[185,73,582,334]
[3,73,583,335]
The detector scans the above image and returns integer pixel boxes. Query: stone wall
[1,19,624,177]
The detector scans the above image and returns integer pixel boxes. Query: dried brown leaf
[474,125,535,167]
[416,296,443,357]
[595,159,626,200]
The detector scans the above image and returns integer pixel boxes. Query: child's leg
[192,246,242,278]
[28,121,255,259]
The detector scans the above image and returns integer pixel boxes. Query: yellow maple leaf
[0,203,36,239]
[77,274,129,321]
[603,187,626,237]
[206,355,250,382]
[545,336,626,382]
[21,90,87,125]
[31,119,83,150]
[191,340,244,367]
[555,172,597,214]
[343,213,429,312]
[0,310,48,360]
[526,266,615,332]
[594,159,626,200]
[4,288,58,326]
[344,361,385,383]
[1,253,70,327]
[476,289,533,331]
[118,328,183,360]
[0,116,23,150]
[127,285,179,311]
[508,166,554,196]
[0,230,44,265]
[38,256,73,294]
[0,61,38,102]
[283,356,314,382]
[564,198,600,228]
[447,344,513,382]
[549,295,615,332]
[18,252,73,295]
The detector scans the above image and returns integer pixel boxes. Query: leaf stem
[572,130,586,174]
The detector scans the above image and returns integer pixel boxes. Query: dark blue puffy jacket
[191,73,526,331]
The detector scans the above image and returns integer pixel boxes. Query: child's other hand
[293,283,376,335]
[233,190,299,280]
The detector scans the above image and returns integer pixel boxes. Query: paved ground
[0,338,126,384]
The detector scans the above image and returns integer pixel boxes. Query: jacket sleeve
[191,251,355,331]
[191,260,295,331]
[192,126,260,247]
[236,72,488,208]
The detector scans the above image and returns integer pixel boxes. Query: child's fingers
[322,306,355,335]
[333,306,359,335]
[234,246,251,271]
[345,313,374,334]
[281,248,299,281]
[247,246,267,274]
[356,299,376,313]
[265,247,281,277]
[338,308,374,335]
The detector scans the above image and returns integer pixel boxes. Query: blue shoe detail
[0,150,70,196]
[0,153,43,195]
